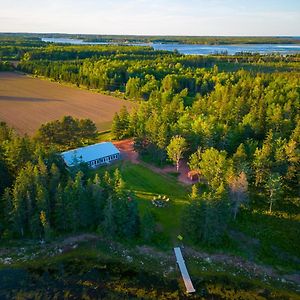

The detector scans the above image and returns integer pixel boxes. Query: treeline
[2,33,300,45]
[0,37,47,60]
[0,121,155,241]
[17,45,299,96]
[0,61,13,71]
[35,115,98,150]
[0,115,101,197]
[79,35,300,45]
[20,45,170,61]
[2,160,139,240]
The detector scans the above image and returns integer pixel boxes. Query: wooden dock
[174,247,196,293]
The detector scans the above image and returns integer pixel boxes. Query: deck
[174,247,196,293]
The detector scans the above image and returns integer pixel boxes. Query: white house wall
[87,153,120,168]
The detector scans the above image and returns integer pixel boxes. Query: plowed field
[0,72,135,135]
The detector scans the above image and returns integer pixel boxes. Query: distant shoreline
[1,32,300,45]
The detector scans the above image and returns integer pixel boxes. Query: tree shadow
[0,96,62,102]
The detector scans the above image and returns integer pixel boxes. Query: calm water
[42,38,300,55]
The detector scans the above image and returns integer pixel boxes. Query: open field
[0,72,135,135]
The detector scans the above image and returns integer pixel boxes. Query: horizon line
[1,32,299,38]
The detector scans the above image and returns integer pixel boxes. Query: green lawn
[93,161,300,270]
[96,161,190,246]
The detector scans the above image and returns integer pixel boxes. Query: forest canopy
[0,40,299,252]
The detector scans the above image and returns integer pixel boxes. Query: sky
[0,0,299,36]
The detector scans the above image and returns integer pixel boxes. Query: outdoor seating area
[151,195,170,208]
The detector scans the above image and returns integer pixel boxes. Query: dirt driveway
[113,139,194,185]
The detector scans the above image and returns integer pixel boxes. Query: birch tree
[167,136,187,172]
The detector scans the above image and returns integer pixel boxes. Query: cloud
[0,0,299,35]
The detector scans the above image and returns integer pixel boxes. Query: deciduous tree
[167,136,187,171]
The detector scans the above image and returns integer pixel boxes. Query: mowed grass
[95,161,190,246]
[0,72,135,135]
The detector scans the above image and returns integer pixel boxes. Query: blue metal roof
[61,142,120,167]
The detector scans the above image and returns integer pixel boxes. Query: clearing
[0,72,135,135]
[113,139,194,185]
[94,160,190,245]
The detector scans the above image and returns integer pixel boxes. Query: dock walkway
[174,247,196,293]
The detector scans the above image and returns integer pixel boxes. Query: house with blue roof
[61,142,120,168]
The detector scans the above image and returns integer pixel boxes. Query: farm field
[0,72,135,135]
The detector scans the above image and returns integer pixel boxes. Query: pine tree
[64,180,76,232]
[183,191,229,246]
[189,184,199,200]
[90,174,104,229]
[111,113,122,140]
[73,171,87,229]
[103,196,116,237]
[114,168,125,193]
[141,209,156,242]
[54,184,67,232]
[265,173,282,213]
[1,188,13,237]
[11,163,35,237]
[124,195,139,238]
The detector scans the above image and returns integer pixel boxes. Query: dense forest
[0,119,157,242]
[0,36,300,298]
[0,38,299,255]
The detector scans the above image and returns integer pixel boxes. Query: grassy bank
[1,236,299,300]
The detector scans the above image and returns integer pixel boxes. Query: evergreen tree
[123,195,139,238]
[265,173,282,213]
[183,192,229,246]
[141,209,156,242]
[189,184,200,200]
[54,184,67,233]
[111,113,122,140]
[125,77,141,99]
[0,188,13,237]
[103,196,116,237]
[91,174,104,229]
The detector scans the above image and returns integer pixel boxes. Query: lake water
[42,38,300,55]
